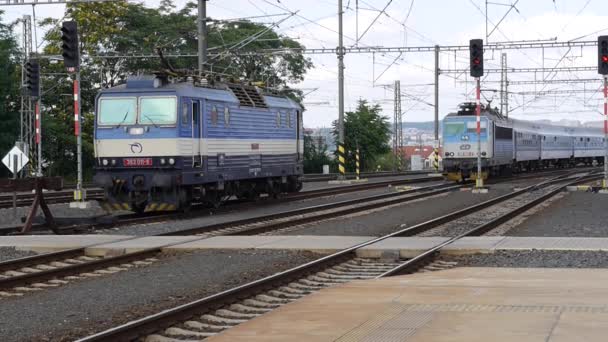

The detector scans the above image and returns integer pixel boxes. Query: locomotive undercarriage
[102,176,303,213]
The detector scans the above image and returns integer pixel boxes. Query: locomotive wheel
[132,202,147,214]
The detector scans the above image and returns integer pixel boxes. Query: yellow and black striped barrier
[355,148,360,180]
[338,144,346,177]
[433,147,439,172]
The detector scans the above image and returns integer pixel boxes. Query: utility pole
[19,15,33,177]
[434,45,439,141]
[198,0,208,75]
[500,52,508,117]
[393,80,401,171]
[337,0,346,179]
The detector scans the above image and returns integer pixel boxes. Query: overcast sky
[3,0,608,128]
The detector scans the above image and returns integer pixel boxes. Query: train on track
[443,102,605,181]
[93,75,303,213]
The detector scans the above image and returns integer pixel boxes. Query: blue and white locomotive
[443,102,604,182]
[93,75,303,212]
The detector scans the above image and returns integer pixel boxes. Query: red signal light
[473,57,481,65]
[602,55,608,63]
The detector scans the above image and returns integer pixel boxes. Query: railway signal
[61,21,80,70]
[469,39,484,78]
[599,36,608,191]
[598,36,608,75]
[25,59,40,98]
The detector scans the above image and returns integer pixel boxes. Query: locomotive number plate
[123,158,153,167]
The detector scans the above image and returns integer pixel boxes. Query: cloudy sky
[3,0,608,128]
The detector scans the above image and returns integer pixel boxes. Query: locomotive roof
[98,75,302,110]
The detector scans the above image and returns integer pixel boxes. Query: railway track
[0,172,426,210]
[0,168,595,295]
[0,189,104,209]
[72,169,601,342]
[0,181,458,295]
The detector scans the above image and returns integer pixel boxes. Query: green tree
[303,133,331,173]
[332,100,391,172]
[0,13,22,178]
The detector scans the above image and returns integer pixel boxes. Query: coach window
[140,96,177,125]
[287,111,292,128]
[276,112,281,127]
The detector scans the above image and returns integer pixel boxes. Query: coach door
[296,110,302,161]
[192,100,202,167]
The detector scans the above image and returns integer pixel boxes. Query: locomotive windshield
[139,97,177,125]
[98,97,137,125]
[444,122,465,136]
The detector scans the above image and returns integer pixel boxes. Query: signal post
[62,21,89,208]
[470,39,488,193]
[599,36,608,193]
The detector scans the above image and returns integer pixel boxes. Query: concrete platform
[7,235,608,257]
[208,267,608,341]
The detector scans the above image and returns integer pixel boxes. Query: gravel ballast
[274,180,543,237]
[443,250,608,268]
[506,191,608,237]
[0,247,37,262]
[0,249,320,342]
[95,180,448,236]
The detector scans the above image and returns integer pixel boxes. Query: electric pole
[337,0,346,179]
[198,0,208,75]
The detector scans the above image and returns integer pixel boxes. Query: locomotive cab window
[139,96,177,125]
[444,122,465,136]
[98,97,137,126]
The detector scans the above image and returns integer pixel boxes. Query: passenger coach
[94,76,303,212]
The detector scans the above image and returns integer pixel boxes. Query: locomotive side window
[98,97,137,126]
[182,102,190,125]
[140,97,177,125]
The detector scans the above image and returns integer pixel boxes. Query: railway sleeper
[164,327,216,338]
[200,314,248,325]
[145,334,201,342]
[242,298,281,309]
[254,294,293,304]
[288,281,324,291]
[228,303,273,314]
[183,320,232,332]
[277,286,309,295]
[214,309,260,320]
[266,289,304,299]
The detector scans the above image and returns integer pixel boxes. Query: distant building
[398,145,442,170]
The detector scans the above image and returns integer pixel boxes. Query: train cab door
[296,110,302,161]
[192,100,202,167]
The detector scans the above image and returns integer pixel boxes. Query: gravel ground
[417,183,565,237]
[95,179,448,236]
[301,174,437,191]
[506,191,608,237]
[442,250,608,268]
[0,201,107,228]
[0,247,37,262]
[273,182,536,237]
[0,249,320,342]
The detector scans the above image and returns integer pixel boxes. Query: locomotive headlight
[102,159,109,166]
[111,159,116,166]
[445,152,450,157]
[450,152,454,156]
[169,158,175,165]
[160,158,166,165]
[481,152,487,156]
